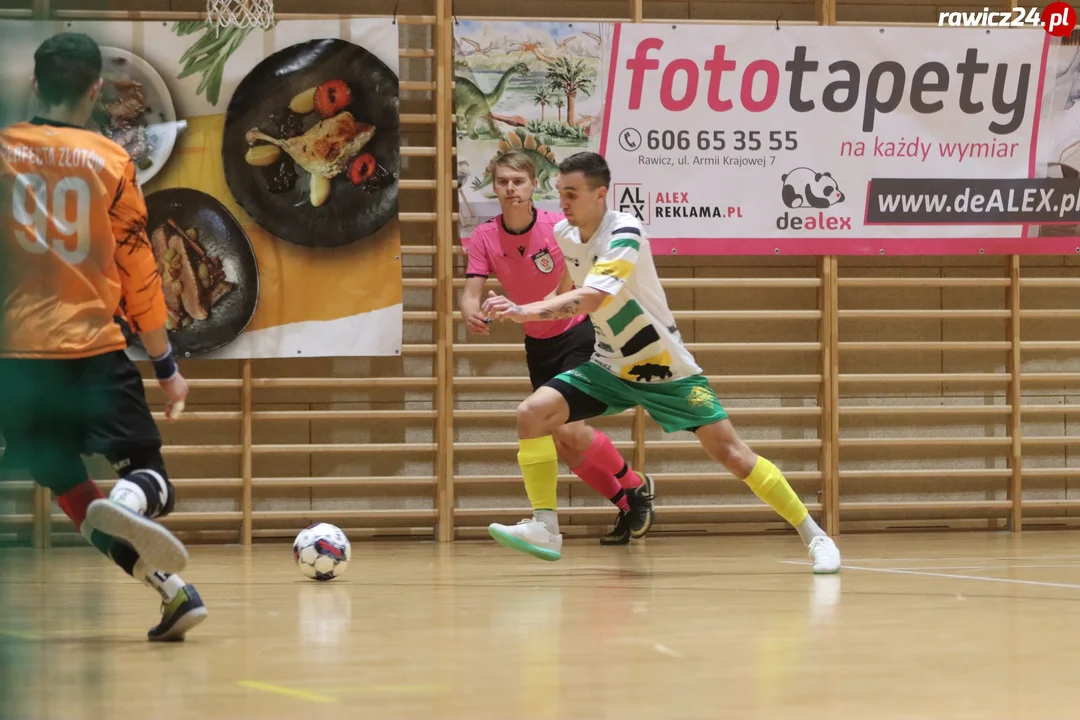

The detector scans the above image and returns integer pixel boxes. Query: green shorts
[548,361,729,434]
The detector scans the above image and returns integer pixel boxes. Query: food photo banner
[0,19,403,358]
[453,22,1080,255]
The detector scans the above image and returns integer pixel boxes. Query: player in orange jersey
[0,33,207,641]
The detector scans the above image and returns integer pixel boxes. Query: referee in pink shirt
[460,150,655,544]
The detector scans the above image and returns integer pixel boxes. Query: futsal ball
[293,523,351,581]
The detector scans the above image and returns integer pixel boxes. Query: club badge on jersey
[531,249,555,274]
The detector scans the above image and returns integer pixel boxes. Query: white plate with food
[95,47,179,186]
[28,46,179,186]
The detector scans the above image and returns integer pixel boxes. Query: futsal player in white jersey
[482,152,842,573]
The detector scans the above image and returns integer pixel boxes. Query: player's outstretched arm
[482,285,607,324]
[483,226,644,324]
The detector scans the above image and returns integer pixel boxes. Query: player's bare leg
[552,421,590,469]
[487,387,571,561]
[694,419,841,574]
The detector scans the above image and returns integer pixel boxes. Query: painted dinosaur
[508,41,557,63]
[456,37,493,56]
[470,128,559,196]
[454,62,530,140]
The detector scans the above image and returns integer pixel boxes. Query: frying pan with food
[140,188,259,358]
[222,38,400,249]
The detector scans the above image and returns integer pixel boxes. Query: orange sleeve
[110,160,167,334]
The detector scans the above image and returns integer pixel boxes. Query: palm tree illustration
[546,57,594,127]
[532,87,553,122]
[554,96,565,123]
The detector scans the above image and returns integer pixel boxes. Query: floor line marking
[0,629,41,641]
[652,643,683,658]
[236,681,337,703]
[782,561,1080,590]
[789,554,1080,563]
[891,564,1080,572]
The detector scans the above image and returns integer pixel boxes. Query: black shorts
[0,349,161,473]
[524,320,596,391]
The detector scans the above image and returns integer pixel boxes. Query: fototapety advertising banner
[596,24,1080,255]
[454,23,1080,255]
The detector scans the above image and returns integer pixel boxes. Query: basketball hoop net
[206,0,275,30]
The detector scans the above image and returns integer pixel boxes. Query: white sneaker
[808,535,841,574]
[488,518,563,562]
[86,499,189,574]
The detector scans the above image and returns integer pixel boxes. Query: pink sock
[587,429,643,490]
[571,430,643,511]
[571,456,628,511]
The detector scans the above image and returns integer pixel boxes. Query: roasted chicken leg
[245,111,375,180]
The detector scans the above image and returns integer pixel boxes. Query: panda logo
[781,167,845,210]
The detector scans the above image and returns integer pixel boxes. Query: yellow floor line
[236,680,338,703]
[0,628,42,641]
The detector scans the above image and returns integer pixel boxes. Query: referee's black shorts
[523,319,596,391]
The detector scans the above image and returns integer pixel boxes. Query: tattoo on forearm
[538,299,582,320]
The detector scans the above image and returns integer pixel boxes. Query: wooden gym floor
[3,530,1080,719]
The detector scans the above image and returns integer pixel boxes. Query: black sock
[96,532,139,576]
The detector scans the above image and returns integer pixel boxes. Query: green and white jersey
[553,210,702,383]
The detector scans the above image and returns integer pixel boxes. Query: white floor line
[781,561,1080,591]
[893,564,1080,572]
[652,643,683,658]
[795,554,1080,564]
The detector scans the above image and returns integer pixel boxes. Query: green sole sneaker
[86,500,188,575]
[488,524,562,562]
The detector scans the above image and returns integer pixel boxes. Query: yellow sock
[742,456,808,527]
[518,435,559,511]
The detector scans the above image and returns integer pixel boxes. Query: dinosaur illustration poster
[1033,33,1080,240]
[453,21,607,238]
[0,19,402,358]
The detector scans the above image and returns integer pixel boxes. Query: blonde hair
[492,150,536,181]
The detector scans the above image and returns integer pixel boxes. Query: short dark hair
[557,152,611,190]
[34,33,102,108]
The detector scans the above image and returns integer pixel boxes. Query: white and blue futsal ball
[293,523,351,581]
